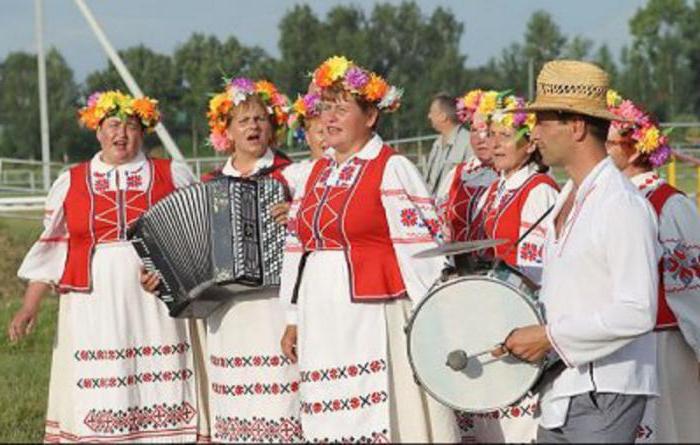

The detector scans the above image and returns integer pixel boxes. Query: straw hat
[517,60,621,121]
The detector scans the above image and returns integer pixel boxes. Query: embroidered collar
[499,163,540,192]
[222,148,275,177]
[91,150,147,176]
[325,134,384,166]
[630,171,662,192]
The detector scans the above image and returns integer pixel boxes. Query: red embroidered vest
[648,182,684,330]
[59,158,175,292]
[476,173,558,266]
[296,145,407,301]
[444,163,495,242]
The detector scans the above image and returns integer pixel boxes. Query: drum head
[407,276,543,412]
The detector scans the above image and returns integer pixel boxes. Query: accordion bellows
[128,176,286,318]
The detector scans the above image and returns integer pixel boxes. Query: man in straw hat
[491,60,661,443]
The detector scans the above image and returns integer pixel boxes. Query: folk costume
[280,57,459,443]
[437,89,498,244]
[605,91,700,444]
[18,92,209,444]
[202,78,303,443]
[530,61,660,444]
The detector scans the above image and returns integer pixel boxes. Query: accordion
[128,176,287,318]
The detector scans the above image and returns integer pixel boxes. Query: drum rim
[406,275,545,413]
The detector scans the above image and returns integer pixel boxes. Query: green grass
[0,214,56,443]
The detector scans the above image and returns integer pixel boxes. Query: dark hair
[557,112,610,143]
[431,92,459,124]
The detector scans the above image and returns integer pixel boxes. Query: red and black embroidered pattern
[213,415,303,443]
[637,423,654,440]
[83,400,196,434]
[211,381,300,397]
[467,400,539,420]
[74,342,190,362]
[518,241,543,263]
[301,391,388,415]
[309,429,390,443]
[300,359,387,383]
[77,368,193,389]
[209,354,292,368]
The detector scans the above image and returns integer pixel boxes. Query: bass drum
[406,265,544,412]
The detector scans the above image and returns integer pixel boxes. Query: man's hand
[491,325,551,363]
[281,325,298,364]
[270,202,291,226]
[140,266,161,295]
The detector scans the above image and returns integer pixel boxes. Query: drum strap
[528,358,566,397]
[501,204,555,260]
[291,251,310,304]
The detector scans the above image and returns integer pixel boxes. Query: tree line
[1,0,699,162]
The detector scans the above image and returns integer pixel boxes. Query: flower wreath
[207,77,290,152]
[607,89,673,167]
[78,90,160,132]
[311,56,402,112]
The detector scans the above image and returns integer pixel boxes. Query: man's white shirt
[539,157,661,429]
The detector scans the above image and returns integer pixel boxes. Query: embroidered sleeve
[547,192,660,367]
[659,194,700,359]
[516,182,559,285]
[17,171,71,284]
[170,160,197,188]
[280,160,315,198]
[381,155,445,304]
[278,176,307,324]
[434,164,458,241]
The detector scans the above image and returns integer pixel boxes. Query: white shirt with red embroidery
[17,151,195,284]
[633,171,700,359]
[539,158,660,429]
[280,135,445,324]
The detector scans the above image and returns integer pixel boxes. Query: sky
[0,0,647,82]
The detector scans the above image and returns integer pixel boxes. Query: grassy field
[0,215,57,443]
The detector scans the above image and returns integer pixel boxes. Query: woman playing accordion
[198,78,304,443]
[8,92,206,443]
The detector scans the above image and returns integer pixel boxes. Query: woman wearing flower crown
[457,93,559,444]
[195,78,304,443]
[278,56,459,442]
[436,89,498,248]
[606,90,700,444]
[7,91,205,443]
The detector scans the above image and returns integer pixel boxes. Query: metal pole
[35,0,51,191]
[73,0,186,161]
[528,58,535,101]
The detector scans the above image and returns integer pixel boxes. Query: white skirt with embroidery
[296,250,459,443]
[43,242,201,444]
[205,295,303,443]
[636,330,700,443]
[456,394,539,443]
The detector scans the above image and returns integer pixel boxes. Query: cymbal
[413,239,509,259]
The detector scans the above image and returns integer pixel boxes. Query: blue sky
[0,0,646,81]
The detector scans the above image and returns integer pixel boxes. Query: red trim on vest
[443,163,494,242]
[478,173,559,266]
[297,146,407,301]
[58,158,175,293]
[648,183,684,329]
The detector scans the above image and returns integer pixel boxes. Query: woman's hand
[281,324,298,363]
[8,306,39,343]
[140,266,161,295]
[270,202,291,226]
[8,281,49,342]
